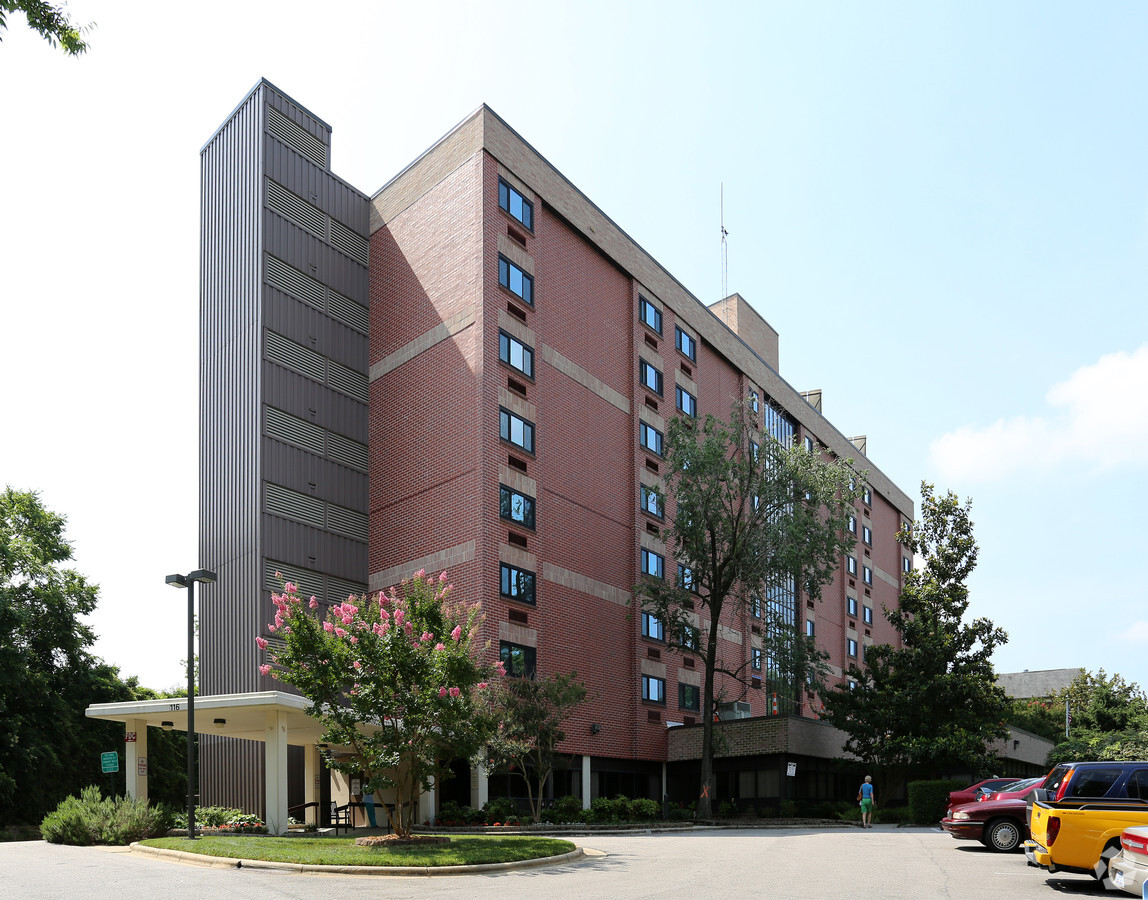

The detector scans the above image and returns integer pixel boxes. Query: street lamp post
[165,569,217,839]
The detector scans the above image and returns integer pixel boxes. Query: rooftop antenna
[721,183,729,304]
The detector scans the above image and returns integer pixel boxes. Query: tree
[820,483,1010,785]
[484,672,588,822]
[637,403,861,818]
[0,487,168,824]
[0,1,91,54]
[1046,669,1148,764]
[260,571,499,837]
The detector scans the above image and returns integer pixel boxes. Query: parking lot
[0,826,1116,900]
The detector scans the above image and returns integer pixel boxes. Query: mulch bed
[355,834,451,848]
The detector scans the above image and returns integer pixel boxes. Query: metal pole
[187,579,196,839]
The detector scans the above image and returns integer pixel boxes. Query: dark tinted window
[1042,764,1072,795]
[1068,767,1121,799]
[1126,770,1148,801]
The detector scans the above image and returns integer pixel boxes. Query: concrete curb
[129,842,587,876]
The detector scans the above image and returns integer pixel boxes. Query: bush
[546,795,584,824]
[481,797,521,825]
[629,798,660,821]
[718,800,737,818]
[874,805,909,825]
[907,779,965,825]
[41,785,173,845]
[778,800,797,818]
[438,800,485,825]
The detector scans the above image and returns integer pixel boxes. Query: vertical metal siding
[198,81,370,815]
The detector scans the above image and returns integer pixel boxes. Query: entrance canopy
[85,691,324,834]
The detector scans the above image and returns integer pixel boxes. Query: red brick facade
[367,108,914,789]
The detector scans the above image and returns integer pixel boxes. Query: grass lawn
[140,834,576,867]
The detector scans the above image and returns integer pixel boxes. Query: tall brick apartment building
[198,80,914,817]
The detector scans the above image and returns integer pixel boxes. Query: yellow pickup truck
[1026,797,1148,888]
[1024,761,1148,889]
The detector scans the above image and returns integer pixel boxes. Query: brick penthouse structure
[198,80,914,818]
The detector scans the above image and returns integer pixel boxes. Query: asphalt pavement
[0,826,1118,900]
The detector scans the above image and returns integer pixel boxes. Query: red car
[979,776,1045,802]
[941,796,1030,852]
[946,777,1017,815]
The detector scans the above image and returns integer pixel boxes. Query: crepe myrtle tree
[637,402,861,818]
[259,570,501,837]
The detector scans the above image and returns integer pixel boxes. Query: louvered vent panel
[326,504,368,541]
[327,576,368,603]
[266,255,326,310]
[266,331,326,382]
[267,180,326,239]
[328,290,368,334]
[326,432,368,471]
[265,483,326,529]
[267,106,327,167]
[329,219,369,266]
[265,406,325,454]
[264,559,325,602]
[327,361,368,403]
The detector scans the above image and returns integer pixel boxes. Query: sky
[2,1,1146,696]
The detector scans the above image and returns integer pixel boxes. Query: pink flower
[420,632,433,642]
[323,621,334,632]
[350,636,359,644]
[259,664,272,676]
[415,569,426,579]
[353,660,362,669]
[394,609,405,626]
[434,643,445,651]
[284,582,297,593]
[255,637,268,649]
[450,625,462,641]
[438,687,448,698]
[309,597,319,609]
[449,686,460,698]
[335,627,348,638]
[477,682,488,689]
[439,572,448,583]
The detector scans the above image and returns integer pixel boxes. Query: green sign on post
[100,751,119,774]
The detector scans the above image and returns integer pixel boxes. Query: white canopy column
[123,718,149,802]
[264,709,289,835]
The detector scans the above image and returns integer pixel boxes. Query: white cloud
[1116,622,1148,644]
[930,344,1148,482]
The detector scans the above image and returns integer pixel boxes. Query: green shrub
[41,785,173,845]
[438,800,483,825]
[874,804,909,825]
[907,779,965,825]
[778,800,798,818]
[630,797,660,821]
[718,800,736,818]
[546,795,584,824]
[587,795,637,823]
[667,805,693,821]
[481,797,520,825]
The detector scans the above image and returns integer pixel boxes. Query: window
[846,555,857,576]
[862,566,873,585]
[641,548,664,579]
[681,624,700,651]
[903,556,912,574]
[750,594,761,618]
[498,178,533,230]
[749,390,759,413]
[847,515,857,534]
[805,619,815,637]
[640,484,662,518]
[498,255,533,305]
[751,647,762,671]
[847,596,858,618]
[500,563,535,605]
[500,640,536,678]
[642,674,666,703]
[675,326,696,361]
[804,436,814,453]
[848,679,857,690]
[863,487,872,505]
[639,422,663,456]
[848,639,858,658]
[639,359,663,396]
[862,525,872,545]
[677,564,695,592]
[750,440,759,460]
[676,386,697,418]
[499,408,534,453]
[500,485,536,529]
[679,683,700,711]
[638,296,662,334]
[863,605,873,625]
[499,331,534,378]
[641,612,664,641]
